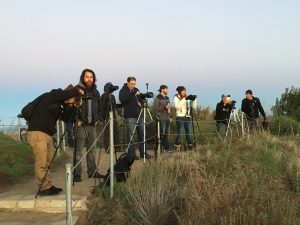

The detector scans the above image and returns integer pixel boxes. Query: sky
[0,0,300,122]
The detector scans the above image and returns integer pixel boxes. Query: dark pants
[247,119,258,134]
[66,122,75,148]
[216,122,228,139]
[103,119,120,151]
[175,117,193,145]
[74,125,98,177]
[125,117,145,160]
[159,119,170,150]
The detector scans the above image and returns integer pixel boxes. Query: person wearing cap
[153,85,171,152]
[241,89,266,133]
[214,94,233,140]
[27,84,84,196]
[173,86,197,151]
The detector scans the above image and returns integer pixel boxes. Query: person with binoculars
[173,86,197,151]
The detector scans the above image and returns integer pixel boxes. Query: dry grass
[88,133,300,225]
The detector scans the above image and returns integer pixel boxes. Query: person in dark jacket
[73,69,103,182]
[153,85,171,152]
[27,85,83,196]
[119,76,153,161]
[100,82,121,151]
[241,89,266,133]
[214,94,233,139]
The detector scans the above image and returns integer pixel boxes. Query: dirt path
[0,147,154,224]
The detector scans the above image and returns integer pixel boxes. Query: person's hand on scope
[135,91,141,96]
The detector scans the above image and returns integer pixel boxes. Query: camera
[104,82,119,94]
[140,92,154,99]
[186,95,197,101]
[75,93,92,105]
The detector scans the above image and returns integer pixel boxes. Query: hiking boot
[140,154,153,159]
[74,175,82,182]
[187,144,194,151]
[165,149,174,153]
[38,186,61,196]
[174,145,181,152]
[88,172,106,179]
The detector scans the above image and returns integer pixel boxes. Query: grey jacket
[153,94,170,120]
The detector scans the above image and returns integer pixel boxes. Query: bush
[269,116,300,136]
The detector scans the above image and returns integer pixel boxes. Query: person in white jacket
[173,86,197,151]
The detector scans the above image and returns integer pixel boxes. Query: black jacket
[77,84,102,125]
[241,97,266,120]
[214,101,233,124]
[119,83,142,119]
[28,88,79,136]
[100,93,120,121]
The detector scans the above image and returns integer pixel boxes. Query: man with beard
[153,85,171,152]
[241,89,266,133]
[27,85,84,196]
[119,76,153,161]
[73,69,103,182]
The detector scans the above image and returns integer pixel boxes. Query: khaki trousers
[27,131,53,191]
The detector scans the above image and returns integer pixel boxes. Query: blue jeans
[159,120,170,150]
[175,117,193,145]
[216,122,228,139]
[125,117,146,160]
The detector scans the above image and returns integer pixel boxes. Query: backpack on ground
[103,152,135,186]
[20,93,48,122]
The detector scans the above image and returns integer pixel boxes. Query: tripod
[225,107,242,138]
[190,107,205,147]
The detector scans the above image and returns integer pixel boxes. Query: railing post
[157,120,161,160]
[66,163,72,225]
[109,111,114,198]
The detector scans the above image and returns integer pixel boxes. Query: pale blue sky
[0,0,299,119]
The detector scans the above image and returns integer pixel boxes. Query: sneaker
[38,186,60,196]
[74,175,82,182]
[88,172,106,179]
[51,185,63,192]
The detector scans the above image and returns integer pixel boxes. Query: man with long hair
[73,69,103,182]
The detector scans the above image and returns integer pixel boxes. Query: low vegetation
[0,132,34,185]
[88,133,300,225]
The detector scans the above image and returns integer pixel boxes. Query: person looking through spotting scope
[214,94,234,139]
[27,85,84,196]
[119,76,153,161]
[241,89,266,133]
[174,86,197,151]
[73,69,103,182]
[153,85,171,152]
